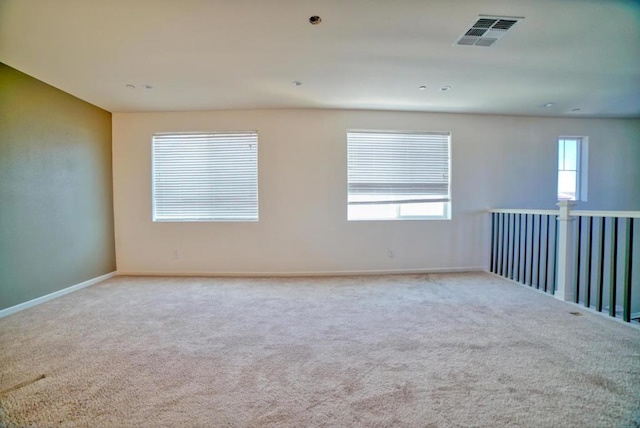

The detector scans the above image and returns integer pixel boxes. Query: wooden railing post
[556,200,577,301]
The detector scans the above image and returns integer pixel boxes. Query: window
[347,130,451,221]
[557,136,587,201]
[152,132,258,221]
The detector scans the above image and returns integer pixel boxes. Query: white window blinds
[152,132,258,221]
[347,130,450,205]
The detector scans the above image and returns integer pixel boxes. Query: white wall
[112,109,640,275]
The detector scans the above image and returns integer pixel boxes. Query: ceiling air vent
[455,16,523,47]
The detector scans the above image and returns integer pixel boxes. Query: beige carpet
[1,273,639,427]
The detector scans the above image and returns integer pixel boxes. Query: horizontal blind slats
[347,131,450,205]
[152,132,258,221]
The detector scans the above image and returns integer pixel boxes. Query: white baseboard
[117,266,485,277]
[0,271,117,319]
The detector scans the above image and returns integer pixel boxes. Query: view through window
[557,137,585,201]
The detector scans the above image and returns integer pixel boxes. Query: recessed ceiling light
[126,84,135,89]
[418,85,427,91]
[309,15,322,25]
[542,102,555,108]
[441,86,451,91]
[143,84,153,90]
[293,81,302,87]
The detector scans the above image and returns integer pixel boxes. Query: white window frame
[152,131,259,222]
[557,136,588,202]
[347,130,451,221]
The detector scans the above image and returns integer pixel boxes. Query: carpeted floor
[1,272,639,427]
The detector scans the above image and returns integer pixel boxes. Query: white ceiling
[1,0,639,117]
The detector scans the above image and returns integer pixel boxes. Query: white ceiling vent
[455,16,523,47]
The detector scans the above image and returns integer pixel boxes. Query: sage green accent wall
[0,63,115,310]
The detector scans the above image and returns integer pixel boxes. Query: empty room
[1,0,639,426]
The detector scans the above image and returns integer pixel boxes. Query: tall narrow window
[557,137,587,201]
[152,132,258,221]
[347,130,451,221]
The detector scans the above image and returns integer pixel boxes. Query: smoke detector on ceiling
[455,15,523,47]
